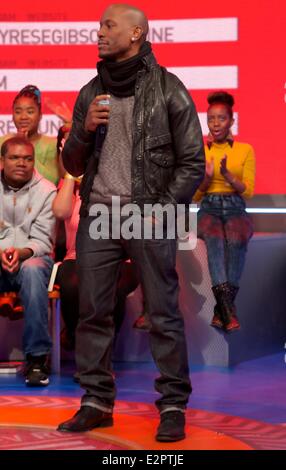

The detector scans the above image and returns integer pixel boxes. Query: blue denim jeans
[0,256,53,357]
[197,194,253,287]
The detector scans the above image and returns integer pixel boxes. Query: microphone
[98,98,110,137]
[99,124,106,136]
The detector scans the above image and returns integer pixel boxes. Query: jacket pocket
[145,133,172,151]
[145,144,175,194]
[149,150,174,168]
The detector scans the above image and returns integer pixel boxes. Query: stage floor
[0,353,285,450]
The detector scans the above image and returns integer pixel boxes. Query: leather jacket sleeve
[62,84,95,177]
[162,75,205,204]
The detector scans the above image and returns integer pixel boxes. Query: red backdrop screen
[0,0,285,194]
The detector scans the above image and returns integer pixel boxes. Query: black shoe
[156,410,186,442]
[24,355,50,387]
[57,406,113,433]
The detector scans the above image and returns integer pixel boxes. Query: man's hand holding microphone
[84,94,110,133]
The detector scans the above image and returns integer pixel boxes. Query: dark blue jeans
[75,215,191,413]
[0,256,53,357]
[197,194,253,287]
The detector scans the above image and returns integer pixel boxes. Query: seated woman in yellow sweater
[194,91,255,332]
[0,85,59,185]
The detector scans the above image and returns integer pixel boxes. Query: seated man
[0,136,56,386]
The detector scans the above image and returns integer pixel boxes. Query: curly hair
[13,84,41,111]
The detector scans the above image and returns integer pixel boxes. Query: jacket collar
[142,52,157,71]
[207,139,234,150]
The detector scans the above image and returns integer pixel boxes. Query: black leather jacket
[63,53,205,213]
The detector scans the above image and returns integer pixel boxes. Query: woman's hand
[220,155,228,176]
[17,127,28,138]
[206,157,214,179]
[198,157,214,192]
[44,97,73,123]
[220,155,246,193]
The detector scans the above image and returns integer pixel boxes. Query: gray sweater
[89,94,134,205]
[0,169,56,257]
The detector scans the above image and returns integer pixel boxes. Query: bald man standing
[58,3,205,442]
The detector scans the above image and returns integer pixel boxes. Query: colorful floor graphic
[1,396,285,450]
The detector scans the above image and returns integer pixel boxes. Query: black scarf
[97,41,152,97]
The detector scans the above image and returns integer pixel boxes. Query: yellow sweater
[194,141,255,201]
